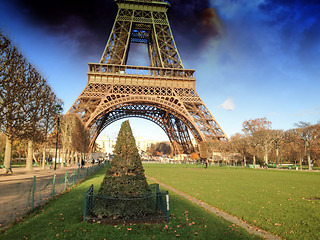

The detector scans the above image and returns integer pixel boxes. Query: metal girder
[88,103,194,154]
[100,0,183,69]
[68,0,228,155]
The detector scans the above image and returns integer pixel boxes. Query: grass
[144,164,320,240]
[0,166,261,240]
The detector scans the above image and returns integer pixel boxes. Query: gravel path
[0,165,83,228]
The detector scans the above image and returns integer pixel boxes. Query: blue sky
[1,0,319,141]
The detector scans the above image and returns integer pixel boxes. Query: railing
[83,183,169,223]
[88,63,195,79]
[0,162,109,228]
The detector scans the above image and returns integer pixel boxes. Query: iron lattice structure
[68,0,228,155]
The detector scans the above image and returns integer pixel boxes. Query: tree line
[203,117,320,170]
[0,30,90,171]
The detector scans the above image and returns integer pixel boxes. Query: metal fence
[84,183,169,224]
[0,162,109,228]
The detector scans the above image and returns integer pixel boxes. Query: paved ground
[0,165,81,228]
[146,175,282,240]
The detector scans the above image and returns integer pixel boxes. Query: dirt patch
[85,212,167,225]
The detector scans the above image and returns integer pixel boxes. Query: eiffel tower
[68,0,228,155]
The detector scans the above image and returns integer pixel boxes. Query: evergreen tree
[94,120,153,220]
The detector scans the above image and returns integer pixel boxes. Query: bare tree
[295,122,320,170]
[230,133,250,166]
[206,140,231,165]
[0,34,28,171]
[60,114,90,166]
[242,117,272,166]
[38,95,63,169]
[155,142,171,155]
[282,129,304,169]
[1,31,63,171]
[272,130,284,167]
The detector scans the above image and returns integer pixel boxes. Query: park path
[146,175,282,240]
[0,165,83,228]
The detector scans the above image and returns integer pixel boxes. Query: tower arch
[85,96,205,154]
[67,0,228,156]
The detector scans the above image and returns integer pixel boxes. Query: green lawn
[0,167,261,240]
[144,164,320,240]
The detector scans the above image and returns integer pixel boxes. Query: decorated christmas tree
[94,120,153,220]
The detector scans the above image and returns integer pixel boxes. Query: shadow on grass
[0,167,261,240]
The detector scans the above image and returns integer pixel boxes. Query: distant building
[96,135,115,155]
[135,136,159,153]
[95,135,162,155]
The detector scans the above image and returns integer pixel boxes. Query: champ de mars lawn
[144,164,320,240]
[0,166,261,240]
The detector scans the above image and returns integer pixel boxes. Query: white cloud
[219,97,235,111]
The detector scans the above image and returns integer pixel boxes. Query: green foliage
[95,120,151,219]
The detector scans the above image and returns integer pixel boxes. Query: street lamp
[54,104,62,171]
[54,116,60,171]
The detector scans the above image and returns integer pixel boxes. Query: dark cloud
[5,0,222,60]
[8,0,116,58]
[168,0,223,59]
[199,8,222,37]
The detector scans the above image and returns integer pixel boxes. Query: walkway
[0,165,84,228]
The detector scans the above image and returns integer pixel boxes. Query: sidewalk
[0,165,79,184]
[0,164,98,228]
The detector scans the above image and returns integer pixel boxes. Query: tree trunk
[75,152,78,166]
[42,146,46,170]
[68,150,72,166]
[26,140,33,171]
[305,141,313,171]
[275,148,279,167]
[307,154,313,171]
[33,153,38,163]
[61,148,65,168]
[66,149,69,166]
[71,151,75,166]
[4,136,12,171]
[253,155,256,168]
[58,148,61,167]
[243,156,247,167]
[264,148,268,164]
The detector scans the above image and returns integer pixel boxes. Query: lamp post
[54,116,60,171]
